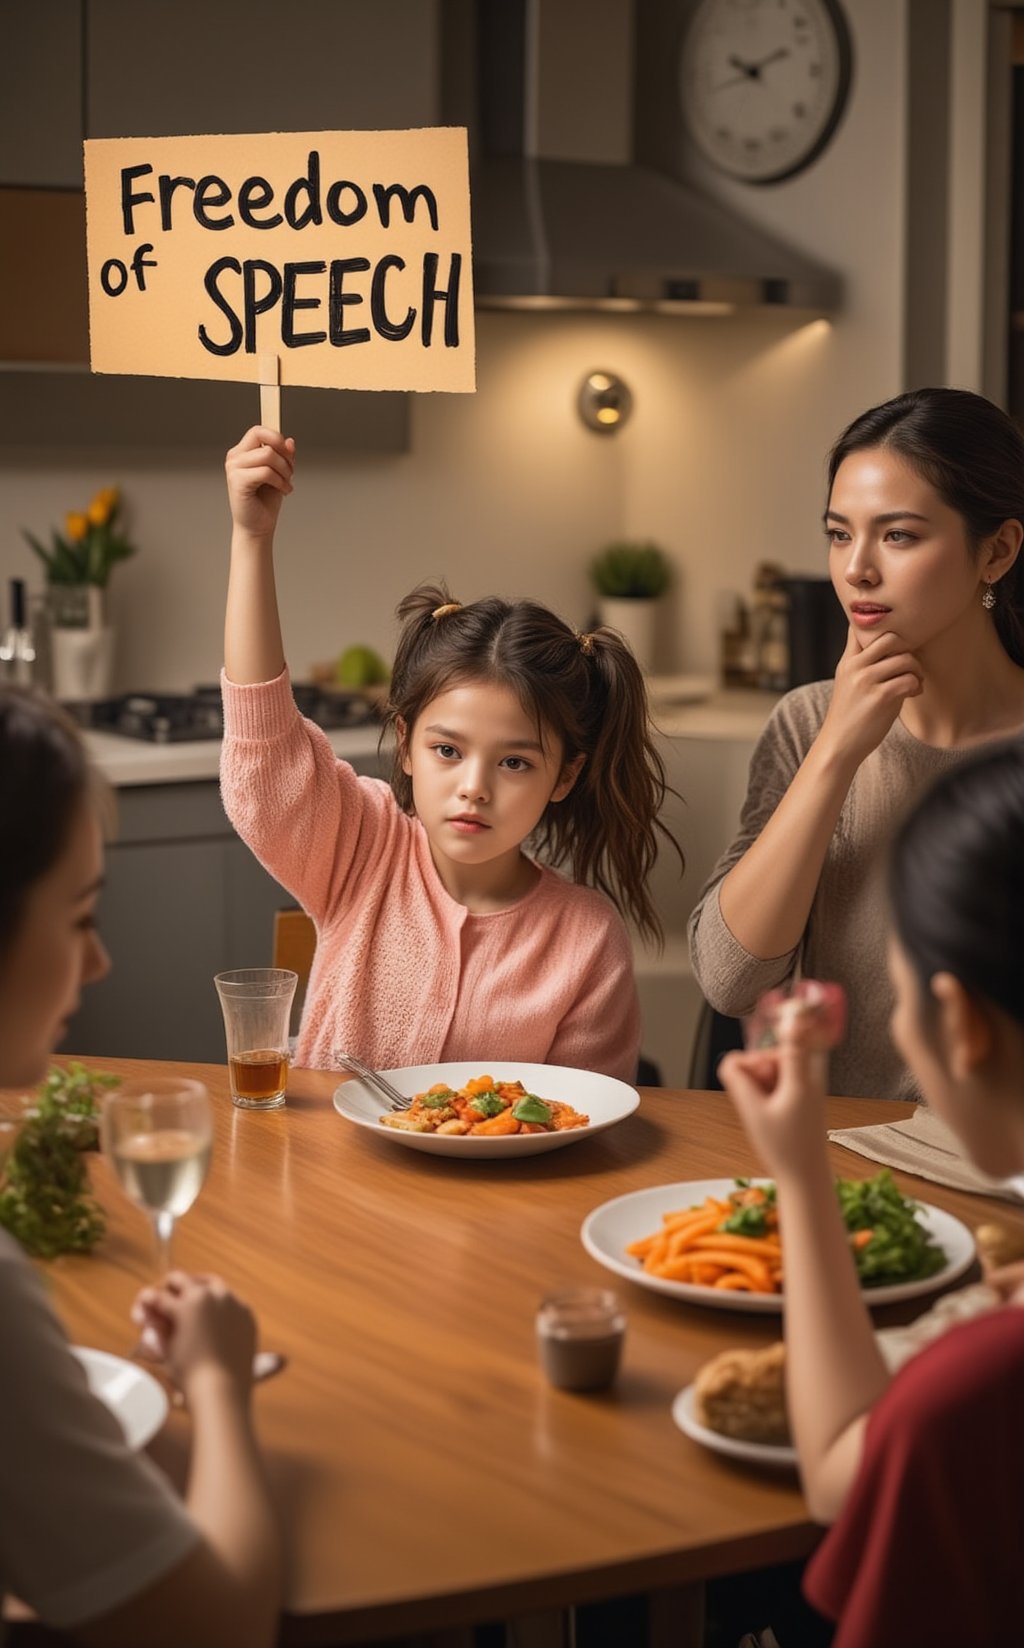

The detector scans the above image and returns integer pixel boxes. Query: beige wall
[1,0,993,687]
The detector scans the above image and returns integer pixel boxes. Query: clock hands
[712,46,791,93]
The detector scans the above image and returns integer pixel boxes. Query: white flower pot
[52,625,116,701]
[597,597,658,672]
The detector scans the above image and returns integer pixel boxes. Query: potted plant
[22,487,136,699]
[589,540,671,672]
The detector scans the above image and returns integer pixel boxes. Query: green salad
[836,1170,947,1286]
[723,1170,946,1287]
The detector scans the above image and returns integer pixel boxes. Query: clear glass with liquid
[536,1287,626,1392]
[101,1078,212,1270]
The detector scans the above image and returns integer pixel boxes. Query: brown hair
[380,583,683,943]
[0,687,112,960]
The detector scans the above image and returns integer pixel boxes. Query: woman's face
[826,448,983,653]
[0,801,110,1090]
[888,936,1022,1178]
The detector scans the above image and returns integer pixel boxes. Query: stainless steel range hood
[442,0,841,315]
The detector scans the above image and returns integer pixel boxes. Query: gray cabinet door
[66,779,292,1063]
[69,835,231,1063]
[87,0,438,137]
[1,3,84,186]
[66,753,384,1064]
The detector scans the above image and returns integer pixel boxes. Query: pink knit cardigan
[220,671,641,1082]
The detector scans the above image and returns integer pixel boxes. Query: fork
[332,1050,413,1111]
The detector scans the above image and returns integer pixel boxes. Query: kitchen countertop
[83,686,777,786]
[650,686,778,740]
[83,722,387,785]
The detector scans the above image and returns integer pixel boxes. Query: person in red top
[720,737,1024,1648]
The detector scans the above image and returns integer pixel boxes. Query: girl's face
[401,679,582,894]
[888,936,1022,1178]
[826,448,984,653]
[0,801,110,1090]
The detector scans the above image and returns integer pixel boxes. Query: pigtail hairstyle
[554,624,683,943]
[381,584,683,943]
[888,739,1024,1028]
[828,387,1024,666]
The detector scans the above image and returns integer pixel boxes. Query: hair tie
[577,630,595,656]
[431,601,462,620]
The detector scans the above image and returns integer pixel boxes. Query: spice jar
[536,1287,626,1391]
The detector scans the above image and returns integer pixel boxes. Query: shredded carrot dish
[627,1183,784,1292]
[379,1073,589,1137]
[627,1172,947,1293]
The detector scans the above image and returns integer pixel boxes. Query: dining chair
[271,905,662,1088]
[687,999,744,1091]
[272,906,316,1029]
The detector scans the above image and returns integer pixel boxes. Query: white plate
[672,1383,797,1470]
[333,1061,639,1158]
[71,1347,168,1450]
[581,1178,976,1312]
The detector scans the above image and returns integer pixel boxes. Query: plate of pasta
[580,1176,975,1312]
[333,1062,640,1158]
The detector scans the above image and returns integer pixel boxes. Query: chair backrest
[272,907,317,1027]
[687,1000,744,1090]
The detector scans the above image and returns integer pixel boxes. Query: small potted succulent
[589,540,671,671]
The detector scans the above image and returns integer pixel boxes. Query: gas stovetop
[67,683,380,744]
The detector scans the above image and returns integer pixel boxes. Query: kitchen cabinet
[0,1,83,187]
[87,0,438,146]
[67,752,384,1063]
[2,0,435,448]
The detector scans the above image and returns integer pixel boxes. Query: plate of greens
[581,1173,976,1313]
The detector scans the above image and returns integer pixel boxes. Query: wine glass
[100,1077,212,1273]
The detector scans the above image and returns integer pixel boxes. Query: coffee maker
[780,576,848,690]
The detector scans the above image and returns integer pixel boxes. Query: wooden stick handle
[258,353,281,433]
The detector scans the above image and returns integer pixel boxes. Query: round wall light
[577,370,633,434]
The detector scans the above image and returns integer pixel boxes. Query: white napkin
[828,1104,1024,1203]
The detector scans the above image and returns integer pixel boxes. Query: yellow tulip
[87,497,110,527]
[65,512,88,542]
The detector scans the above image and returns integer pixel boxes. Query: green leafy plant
[0,1062,119,1257]
[23,486,136,588]
[589,540,671,599]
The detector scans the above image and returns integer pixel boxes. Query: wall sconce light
[577,370,633,434]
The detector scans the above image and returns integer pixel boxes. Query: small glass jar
[536,1287,626,1392]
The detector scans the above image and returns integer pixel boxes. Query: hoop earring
[982,582,996,611]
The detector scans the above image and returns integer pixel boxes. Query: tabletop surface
[32,1058,1024,1642]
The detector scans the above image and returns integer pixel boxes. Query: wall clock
[679,0,853,185]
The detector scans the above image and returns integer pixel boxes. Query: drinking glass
[100,1078,212,1271]
[214,968,297,1109]
[536,1287,626,1392]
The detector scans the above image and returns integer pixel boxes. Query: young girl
[221,425,679,1082]
[720,739,1024,1646]
[0,686,280,1648]
[689,387,1024,1099]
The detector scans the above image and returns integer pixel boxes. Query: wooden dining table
[30,1058,1024,1646]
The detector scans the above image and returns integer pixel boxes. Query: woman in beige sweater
[689,387,1024,1099]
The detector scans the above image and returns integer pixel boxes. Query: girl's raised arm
[223,426,294,685]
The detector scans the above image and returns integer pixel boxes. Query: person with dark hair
[719,738,1024,1646]
[0,686,280,1647]
[219,425,681,1081]
[690,387,1024,1098]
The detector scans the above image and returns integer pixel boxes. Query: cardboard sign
[84,128,475,394]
